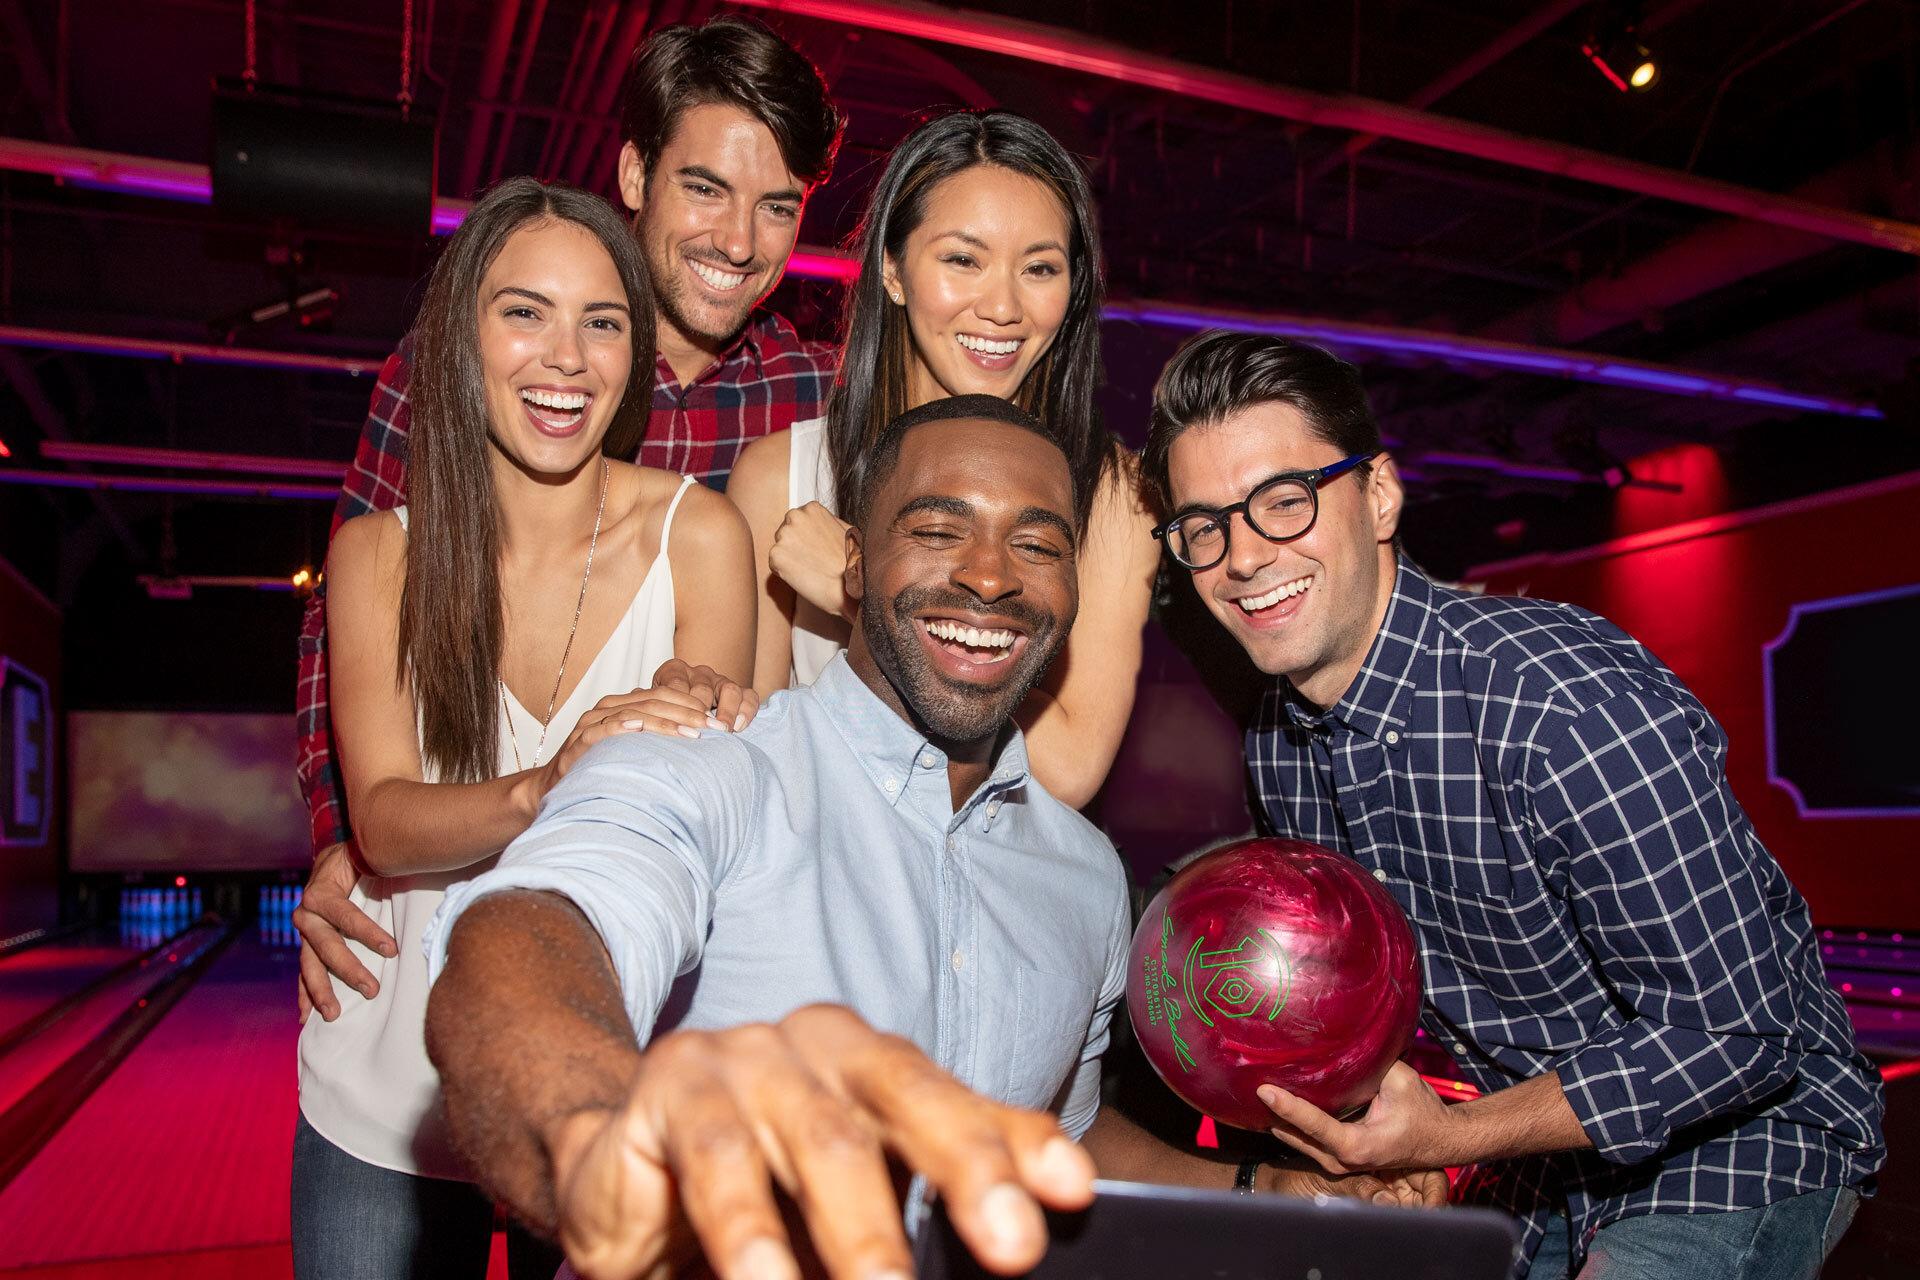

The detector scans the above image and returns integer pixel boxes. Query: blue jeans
[1527,1187,1861,1280]
[291,1110,565,1280]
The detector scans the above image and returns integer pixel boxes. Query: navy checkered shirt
[1245,557,1885,1277]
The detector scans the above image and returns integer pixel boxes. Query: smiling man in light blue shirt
[421,396,1424,1280]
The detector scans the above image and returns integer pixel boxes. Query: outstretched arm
[424,736,1097,1280]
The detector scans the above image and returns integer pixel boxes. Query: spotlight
[291,566,315,593]
[1583,7,1660,93]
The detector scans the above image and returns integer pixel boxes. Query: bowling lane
[0,934,300,1273]
[0,928,144,1044]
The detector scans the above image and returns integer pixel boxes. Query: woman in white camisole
[728,111,1161,809]
[290,179,756,1280]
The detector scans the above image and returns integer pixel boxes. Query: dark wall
[1472,470,1920,929]
[0,555,63,935]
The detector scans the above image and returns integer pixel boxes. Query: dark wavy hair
[619,15,844,189]
[402,177,655,784]
[826,109,1110,528]
[1144,331,1382,506]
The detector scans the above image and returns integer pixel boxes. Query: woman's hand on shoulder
[519,661,761,806]
[770,501,852,620]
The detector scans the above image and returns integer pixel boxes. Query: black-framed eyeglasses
[1153,453,1378,571]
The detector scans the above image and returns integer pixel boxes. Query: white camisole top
[786,416,847,688]
[296,473,695,1178]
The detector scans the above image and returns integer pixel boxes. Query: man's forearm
[1081,1107,1241,1188]
[1429,1071,1592,1167]
[424,889,642,1231]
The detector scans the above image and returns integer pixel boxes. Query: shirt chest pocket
[988,966,1096,1113]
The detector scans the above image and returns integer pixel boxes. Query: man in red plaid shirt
[293,16,842,1014]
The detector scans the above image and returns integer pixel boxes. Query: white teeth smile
[924,618,1018,661]
[690,260,749,291]
[956,334,1021,356]
[520,388,588,411]
[1237,575,1314,613]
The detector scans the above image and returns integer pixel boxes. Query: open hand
[294,841,398,1022]
[1260,1061,1459,1176]
[545,1004,1095,1280]
[768,501,853,621]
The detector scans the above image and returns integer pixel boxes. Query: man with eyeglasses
[1141,330,1884,1280]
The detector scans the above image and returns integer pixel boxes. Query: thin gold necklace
[502,456,608,771]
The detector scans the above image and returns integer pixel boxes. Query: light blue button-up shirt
[426,653,1131,1136]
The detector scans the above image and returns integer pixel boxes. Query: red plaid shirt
[295,311,836,852]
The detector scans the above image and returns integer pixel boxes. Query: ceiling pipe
[1101,300,1884,418]
[41,441,347,479]
[1304,0,1591,186]
[486,0,554,186]
[0,305,1879,419]
[454,0,525,197]
[0,324,380,375]
[0,468,337,501]
[1417,450,1685,492]
[1482,138,1920,346]
[561,0,660,188]
[729,0,1920,255]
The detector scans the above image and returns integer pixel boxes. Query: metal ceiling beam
[731,0,1920,255]
[0,468,336,501]
[41,441,347,478]
[0,324,382,376]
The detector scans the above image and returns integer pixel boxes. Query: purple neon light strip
[1106,303,1883,418]
[0,467,337,501]
[1762,582,1920,821]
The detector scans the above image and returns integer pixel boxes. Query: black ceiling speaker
[211,78,437,237]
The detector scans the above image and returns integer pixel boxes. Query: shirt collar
[1282,554,1433,747]
[653,309,794,392]
[811,653,1031,809]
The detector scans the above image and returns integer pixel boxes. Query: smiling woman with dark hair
[290,176,757,1280]
[727,108,1160,809]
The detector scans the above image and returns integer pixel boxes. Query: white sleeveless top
[786,417,848,687]
[297,474,696,1178]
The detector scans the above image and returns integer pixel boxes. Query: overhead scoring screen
[68,711,308,872]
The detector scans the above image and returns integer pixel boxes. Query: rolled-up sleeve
[425,731,763,1042]
[1530,691,1801,1165]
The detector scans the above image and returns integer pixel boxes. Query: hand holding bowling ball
[1126,838,1422,1131]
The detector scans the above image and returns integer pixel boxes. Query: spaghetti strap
[657,473,697,559]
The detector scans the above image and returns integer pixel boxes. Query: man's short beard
[862,585,1063,747]
[650,266,760,347]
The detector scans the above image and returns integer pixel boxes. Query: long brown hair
[401,177,655,783]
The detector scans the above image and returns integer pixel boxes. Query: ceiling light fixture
[1582,5,1660,94]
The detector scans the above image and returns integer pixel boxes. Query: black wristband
[1233,1156,1262,1194]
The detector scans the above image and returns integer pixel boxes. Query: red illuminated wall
[0,555,62,937]
[1469,470,1920,929]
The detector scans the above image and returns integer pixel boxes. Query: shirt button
[951,950,965,972]
[1451,1041,1467,1055]
[946,836,957,854]
[987,800,1001,817]
[1372,867,1389,882]
[884,779,898,794]
[1385,730,1400,746]
[919,752,938,769]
